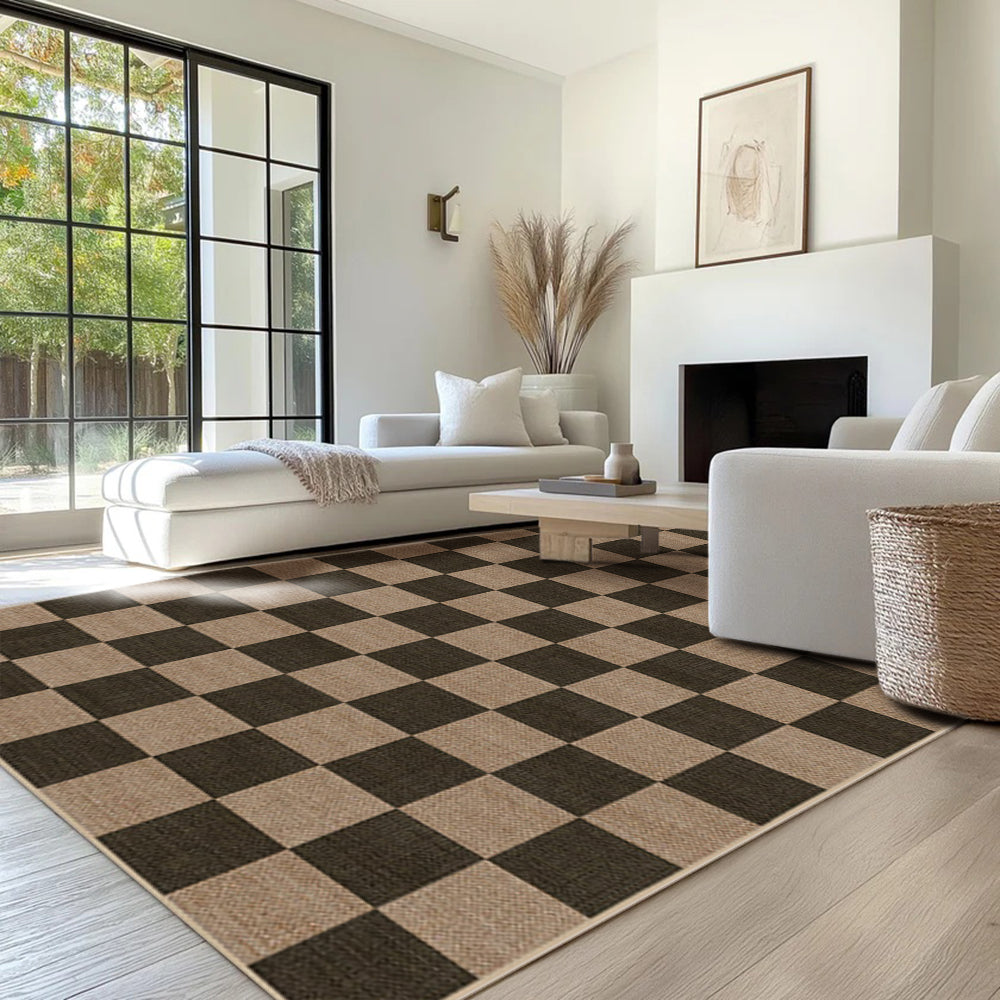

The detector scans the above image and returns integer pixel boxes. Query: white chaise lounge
[101,411,609,569]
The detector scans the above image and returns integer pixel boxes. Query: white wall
[655,0,903,272]
[933,0,1000,377]
[560,2,937,447]
[561,47,657,442]
[59,0,562,443]
[897,0,935,238]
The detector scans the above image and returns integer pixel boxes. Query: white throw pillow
[520,390,568,446]
[890,375,987,451]
[950,372,1000,451]
[435,368,532,446]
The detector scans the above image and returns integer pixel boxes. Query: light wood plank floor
[2,550,999,999]
[3,725,998,999]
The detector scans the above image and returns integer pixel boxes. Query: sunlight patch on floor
[0,550,173,607]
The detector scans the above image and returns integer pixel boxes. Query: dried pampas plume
[489,213,635,374]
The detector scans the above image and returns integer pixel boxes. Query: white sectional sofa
[101,411,609,569]
[708,415,1000,662]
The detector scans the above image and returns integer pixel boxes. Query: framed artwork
[696,66,811,267]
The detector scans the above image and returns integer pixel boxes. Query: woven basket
[868,502,1000,720]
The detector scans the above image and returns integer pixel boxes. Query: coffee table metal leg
[639,525,660,556]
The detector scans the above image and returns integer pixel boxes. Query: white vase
[604,442,641,485]
[521,373,598,411]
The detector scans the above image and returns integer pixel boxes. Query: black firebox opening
[682,356,868,483]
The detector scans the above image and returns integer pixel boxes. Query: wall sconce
[427,185,461,243]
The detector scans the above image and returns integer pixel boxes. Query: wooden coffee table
[469,485,708,563]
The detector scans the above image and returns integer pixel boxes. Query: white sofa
[708,416,1000,662]
[102,411,609,569]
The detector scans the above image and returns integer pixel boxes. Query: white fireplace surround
[630,236,959,484]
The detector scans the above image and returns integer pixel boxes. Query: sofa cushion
[890,375,987,451]
[520,390,568,446]
[103,444,604,512]
[436,368,532,447]
[950,372,1000,452]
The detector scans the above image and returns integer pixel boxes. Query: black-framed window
[189,53,330,451]
[0,9,187,512]
[0,2,332,519]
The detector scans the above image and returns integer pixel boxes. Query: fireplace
[681,356,868,483]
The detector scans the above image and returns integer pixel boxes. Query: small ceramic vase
[604,443,641,485]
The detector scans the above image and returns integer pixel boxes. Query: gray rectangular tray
[538,478,658,497]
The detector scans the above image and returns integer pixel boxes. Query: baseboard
[0,508,103,554]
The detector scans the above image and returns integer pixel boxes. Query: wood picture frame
[695,66,811,268]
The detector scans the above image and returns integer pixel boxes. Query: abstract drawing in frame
[696,67,811,267]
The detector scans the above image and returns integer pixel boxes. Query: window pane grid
[2,311,304,330]
[198,143,318,173]
[199,414,321,421]
[193,59,326,449]
[0,106,187,147]
[3,414,182,422]
[1,310,187,324]
[199,234,320,255]
[0,12,188,513]
[63,25,76,500]
[264,79,274,436]
[0,213,186,240]
[123,40,134,458]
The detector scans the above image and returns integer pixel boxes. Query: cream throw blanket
[230,440,380,506]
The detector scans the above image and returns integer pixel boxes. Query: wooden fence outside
[0,352,185,419]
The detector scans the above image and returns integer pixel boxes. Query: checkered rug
[0,527,947,1000]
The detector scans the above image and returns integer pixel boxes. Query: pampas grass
[489,214,635,374]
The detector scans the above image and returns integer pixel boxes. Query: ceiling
[296,0,657,78]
